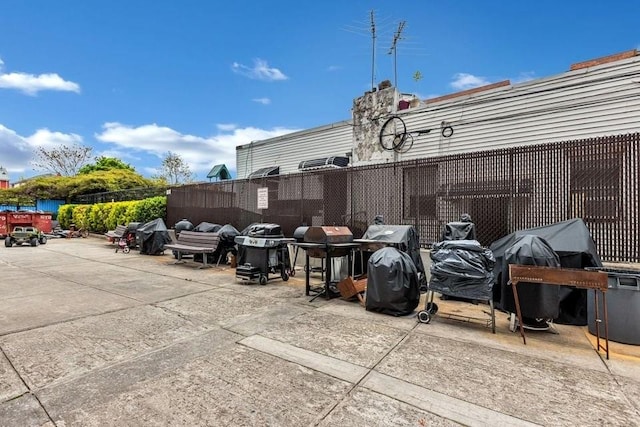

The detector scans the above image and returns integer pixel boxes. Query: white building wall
[396,57,640,160]
[235,55,640,178]
[236,121,352,179]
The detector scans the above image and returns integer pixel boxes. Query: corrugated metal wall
[169,132,640,263]
[235,57,640,179]
[397,58,640,160]
[236,121,353,179]
[0,200,64,214]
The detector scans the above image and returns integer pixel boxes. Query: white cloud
[216,123,237,131]
[26,128,83,148]
[231,59,288,81]
[95,122,299,174]
[512,71,536,84]
[450,73,491,90]
[327,65,342,72]
[252,97,271,105]
[0,124,84,177]
[0,59,80,95]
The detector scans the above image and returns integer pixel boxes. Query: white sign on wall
[257,187,269,209]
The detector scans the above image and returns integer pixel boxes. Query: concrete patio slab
[257,308,409,368]
[0,351,26,402]
[0,287,139,336]
[376,332,640,426]
[1,304,213,389]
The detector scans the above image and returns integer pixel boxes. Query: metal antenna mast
[388,21,406,88]
[370,10,376,90]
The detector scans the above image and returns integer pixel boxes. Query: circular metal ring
[441,126,454,138]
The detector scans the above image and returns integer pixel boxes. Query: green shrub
[57,204,76,229]
[57,196,166,232]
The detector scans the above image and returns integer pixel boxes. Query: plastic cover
[246,223,283,237]
[500,235,561,319]
[193,222,222,233]
[136,218,172,255]
[365,247,420,316]
[490,218,603,325]
[174,219,194,234]
[361,225,426,289]
[429,240,495,300]
[441,221,477,241]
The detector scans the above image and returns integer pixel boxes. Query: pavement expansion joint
[239,334,540,426]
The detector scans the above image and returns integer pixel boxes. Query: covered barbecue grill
[235,223,294,285]
[293,226,360,299]
[354,224,427,290]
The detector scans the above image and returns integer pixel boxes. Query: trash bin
[587,267,640,345]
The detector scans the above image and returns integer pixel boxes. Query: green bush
[57,204,76,229]
[58,196,167,232]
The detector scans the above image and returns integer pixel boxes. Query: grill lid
[304,226,353,244]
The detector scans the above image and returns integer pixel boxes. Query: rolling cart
[234,224,294,285]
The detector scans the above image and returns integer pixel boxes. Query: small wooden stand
[508,265,610,359]
[337,276,367,306]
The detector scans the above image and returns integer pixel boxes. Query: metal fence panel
[167,133,640,262]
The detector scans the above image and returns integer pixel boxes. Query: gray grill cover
[429,240,495,300]
[365,247,420,316]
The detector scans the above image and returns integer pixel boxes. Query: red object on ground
[0,212,53,237]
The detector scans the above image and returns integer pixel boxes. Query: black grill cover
[490,218,602,325]
[217,224,240,244]
[293,226,309,242]
[500,235,561,319]
[126,222,142,234]
[174,219,194,234]
[246,223,283,237]
[193,222,222,233]
[429,240,495,300]
[441,221,477,241]
[361,225,426,289]
[365,247,420,316]
[136,218,172,255]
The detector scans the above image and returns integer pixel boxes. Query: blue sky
[1,1,639,183]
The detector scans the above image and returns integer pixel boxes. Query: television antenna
[388,21,406,88]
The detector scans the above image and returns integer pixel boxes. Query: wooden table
[508,265,610,359]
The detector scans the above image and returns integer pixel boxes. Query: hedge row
[58,196,167,233]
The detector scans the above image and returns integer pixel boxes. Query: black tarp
[198,224,240,264]
[429,240,495,300]
[174,219,194,234]
[137,218,172,255]
[361,225,427,289]
[193,222,222,233]
[365,247,420,316]
[441,221,477,241]
[245,223,283,237]
[489,218,603,325]
[500,235,561,319]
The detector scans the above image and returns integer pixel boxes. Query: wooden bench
[164,230,222,268]
[105,225,127,242]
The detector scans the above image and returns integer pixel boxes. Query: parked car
[4,226,47,247]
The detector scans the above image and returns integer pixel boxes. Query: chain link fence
[168,133,640,263]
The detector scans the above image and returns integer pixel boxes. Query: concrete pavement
[1,237,639,426]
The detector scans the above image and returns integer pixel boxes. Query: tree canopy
[1,169,162,202]
[32,143,93,176]
[78,156,135,174]
[153,151,195,185]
